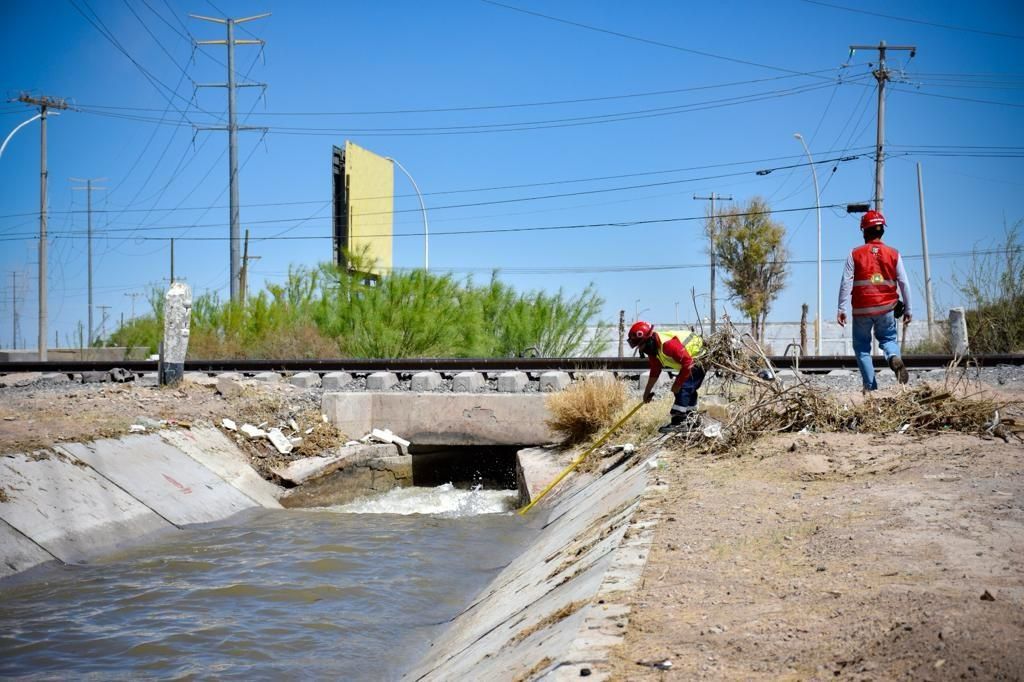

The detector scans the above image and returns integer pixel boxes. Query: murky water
[0,486,533,680]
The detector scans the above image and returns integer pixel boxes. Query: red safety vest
[851,241,899,316]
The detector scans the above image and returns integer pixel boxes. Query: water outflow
[0,485,534,680]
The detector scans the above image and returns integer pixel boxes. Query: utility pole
[916,162,935,336]
[96,305,111,343]
[693,193,732,334]
[9,272,18,349]
[70,177,107,347]
[125,291,144,320]
[17,93,70,360]
[170,238,175,284]
[848,41,916,212]
[239,228,261,301]
[190,11,270,303]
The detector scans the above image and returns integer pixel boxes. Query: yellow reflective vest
[654,329,705,370]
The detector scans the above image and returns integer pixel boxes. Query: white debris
[129,424,146,433]
[241,423,266,439]
[368,428,411,448]
[289,437,303,446]
[266,427,294,454]
[256,421,268,429]
[702,422,723,438]
[305,427,314,434]
[322,414,329,423]
[221,418,237,431]
[646,458,660,470]
[288,418,299,432]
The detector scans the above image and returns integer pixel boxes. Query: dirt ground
[0,377,342,478]
[609,421,1024,680]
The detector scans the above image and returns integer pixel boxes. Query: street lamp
[387,157,429,271]
[0,113,43,162]
[794,132,822,355]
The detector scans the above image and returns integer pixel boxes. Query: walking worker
[628,321,706,431]
[837,210,912,391]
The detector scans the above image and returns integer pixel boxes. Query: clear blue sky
[1,0,1022,349]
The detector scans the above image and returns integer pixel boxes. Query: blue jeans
[852,311,900,390]
[672,365,707,413]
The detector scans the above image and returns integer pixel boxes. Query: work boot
[659,411,701,433]
[889,356,909,385]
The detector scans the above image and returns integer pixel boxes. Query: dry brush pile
[678,324,1023,454]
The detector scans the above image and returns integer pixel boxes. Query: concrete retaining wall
[0,428,285,580]
[323,392,556,446]
[407,449,657,680]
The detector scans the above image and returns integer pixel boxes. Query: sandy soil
[609,425,1024,680]
[0,377,341,478]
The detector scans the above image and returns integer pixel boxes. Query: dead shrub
[658,321,1022,453]
[546,377,628,444]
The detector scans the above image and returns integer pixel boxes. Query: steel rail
[1,354,1022,375]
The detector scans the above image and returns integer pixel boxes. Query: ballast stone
[453,371,485,393]
[367,371,399,391]
[411,371,443,392]
[498,371,529,393]
[289,372,321,389]
[539,371,572,392]
[583,370,616,384]
[322,372,354,390]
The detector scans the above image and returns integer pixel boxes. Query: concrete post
[160,282,192,386]
[948,307,969,356]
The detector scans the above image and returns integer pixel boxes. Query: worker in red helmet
[837,210,913,390]
[628,321,706,431]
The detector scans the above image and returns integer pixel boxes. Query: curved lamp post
[0,113,43,162]
[794,132,821,356]
[387,157,429,271]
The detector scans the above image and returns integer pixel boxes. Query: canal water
[0,485,534,680]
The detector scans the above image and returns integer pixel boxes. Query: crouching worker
[628,321,707,432]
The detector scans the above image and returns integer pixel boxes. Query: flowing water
[0,485,534,680]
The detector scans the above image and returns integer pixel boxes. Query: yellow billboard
[332,141,393,275]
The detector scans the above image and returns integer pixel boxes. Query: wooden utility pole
[71,177,107,347]
[17,93,70,360]
[694,193,732,334]
[848,41,916,212]
[617,309,625,357]
[239,228,261,301]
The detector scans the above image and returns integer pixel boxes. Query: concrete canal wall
[408,451,657,681]
[0,426,285,579]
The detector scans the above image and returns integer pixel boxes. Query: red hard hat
[628,321,654,348]
[860,210,886,230]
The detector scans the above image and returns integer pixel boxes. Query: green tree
[712,196,789,340]
[954,220,1024,353]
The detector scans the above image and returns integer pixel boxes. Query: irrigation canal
[0,486,533,679]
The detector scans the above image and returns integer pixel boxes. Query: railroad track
[1,354,1023,375]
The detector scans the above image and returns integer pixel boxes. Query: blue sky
[1,0,1022,349]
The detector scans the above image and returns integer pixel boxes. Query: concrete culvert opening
[408,445,521,490]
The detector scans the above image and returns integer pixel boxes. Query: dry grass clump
[546,377,628,444]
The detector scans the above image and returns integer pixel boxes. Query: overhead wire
[479,0,847,79]
[797,0,1024,40]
